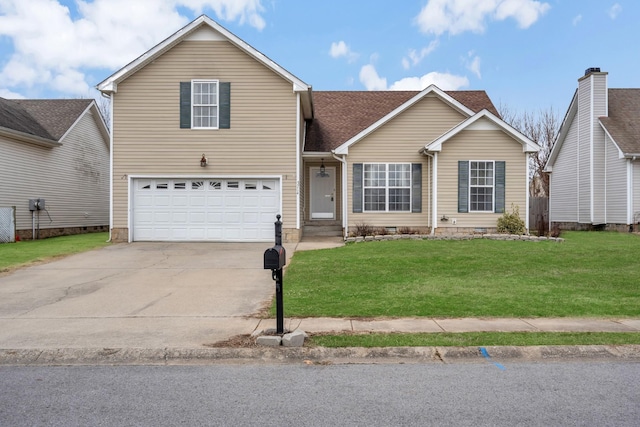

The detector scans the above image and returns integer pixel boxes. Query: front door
[310,167,336,219]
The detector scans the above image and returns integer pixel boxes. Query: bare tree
[498,103,560,197]
[96,95,111,131]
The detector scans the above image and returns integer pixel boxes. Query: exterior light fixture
[320,158,326,175]
[200,154,208,167]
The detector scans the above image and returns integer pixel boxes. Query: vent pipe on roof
[584,67,601,76]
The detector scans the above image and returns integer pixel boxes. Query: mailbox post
[263,215,286,334]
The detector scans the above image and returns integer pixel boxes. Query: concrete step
[303,225,343,237]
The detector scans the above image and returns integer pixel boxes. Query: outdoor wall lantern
[320,158,326,175]
[200,154,208,167]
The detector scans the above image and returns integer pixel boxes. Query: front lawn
[281,232,640,318]
[0,232,110,272]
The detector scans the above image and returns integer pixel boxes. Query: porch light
[320,159,326,175]
[200,154,208,167]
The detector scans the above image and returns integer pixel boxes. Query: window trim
[191,79,219,129]
[468,160,495,213]
[362,163,412,213]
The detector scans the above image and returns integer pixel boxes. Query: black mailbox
[264,245,286,270]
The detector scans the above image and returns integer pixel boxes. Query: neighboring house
[545,68,640,231]
[97,15,539,243]
[0,97,110,239]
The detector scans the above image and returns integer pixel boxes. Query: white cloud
[402,40,439,69]
[0,88,25,99]
[359,64,387,90]
[608,3,622,20]
[572,14,582,26]
[465,54,481,79]
[415,0,551,36]
[359,64,469,91]
[0,0,267,98]
[389,72,469,91]
[329,40,358,62]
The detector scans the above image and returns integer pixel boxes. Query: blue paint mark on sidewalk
[479,347,506,371]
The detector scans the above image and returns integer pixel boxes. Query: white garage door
[132,178,280,242]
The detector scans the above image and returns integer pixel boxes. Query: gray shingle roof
[305,90,498,152]
[599,89,640,155]
[0,97,92,142]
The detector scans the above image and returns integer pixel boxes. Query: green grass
[280,231,640,318]
[0,232,110,272]
[310,332,640,347]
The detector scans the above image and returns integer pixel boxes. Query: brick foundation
[16,225,108,241]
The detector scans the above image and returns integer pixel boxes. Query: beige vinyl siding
[346,95,462,228]
[437,129,526,229]
[604,135,628,223]
[549,116,579,222]
[0,111,109,231]
[111,39,299,232]
[577,77,591,223]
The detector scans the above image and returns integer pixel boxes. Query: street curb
[1,345,640,366]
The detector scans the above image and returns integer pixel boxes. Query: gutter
[332,152,348,239]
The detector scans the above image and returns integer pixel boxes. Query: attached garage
[132,178,280,242]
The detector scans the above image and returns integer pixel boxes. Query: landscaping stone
[282,330,306,347]
[256,335,282,347]
[345,233,564,243]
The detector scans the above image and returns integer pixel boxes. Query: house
[0,97,110,240]
[545,68,640,231]
[97,15,539,243]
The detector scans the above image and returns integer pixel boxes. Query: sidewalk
[254,317,640,334]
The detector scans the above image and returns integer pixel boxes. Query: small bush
[397,226,412,235]
[497,204,526,235]
[549,224,562,238]
[375,227,388,236]
[353,222,374,237]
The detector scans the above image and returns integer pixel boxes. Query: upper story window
[192,80,218,129]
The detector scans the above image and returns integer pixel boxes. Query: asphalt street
[1,361,638,426]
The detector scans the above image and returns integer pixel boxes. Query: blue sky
[0,0,637,115]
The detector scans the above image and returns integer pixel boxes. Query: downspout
[102,91,113,243]
[421,151,436,235]
[332,152,347,239]
[628,157,635,229]
[296,92,301,231]
[525,152,531,233]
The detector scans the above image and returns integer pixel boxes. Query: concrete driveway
[0,242,278,349]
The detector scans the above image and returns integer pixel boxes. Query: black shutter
[353,163,363,213]
[179,82,191,129]
[219,82,231,129]
[458,161,469,213]
[495,161,505,213]
[411,163,422,213]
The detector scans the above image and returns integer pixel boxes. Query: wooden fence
[529,197,549,235]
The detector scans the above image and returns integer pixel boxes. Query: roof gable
[423,109,540,153]
[325,86,497,155]
[0,98,105,147]
[97,15,312,117]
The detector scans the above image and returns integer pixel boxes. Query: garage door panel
[133,178,280,242]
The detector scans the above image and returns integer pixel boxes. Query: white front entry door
[310,167,335,219]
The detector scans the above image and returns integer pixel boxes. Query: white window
[469,161,494,212]
[192,80,218,129]
[364,163,411,212]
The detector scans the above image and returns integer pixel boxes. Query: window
[469,161,494,212]
[192,80,218,129]
[458,160,505,213]
[363,163,411,212]
[180,81,230,129]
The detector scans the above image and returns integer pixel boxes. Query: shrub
[397,226,412,235]
[375,227,388,236]
[353,222,374,237]
[497,204,526,235]
[549,224,562,238]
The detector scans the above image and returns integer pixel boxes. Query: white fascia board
[545,90,578,171]
[0,127,61,147]
[97,15,311,95]
[333,85,475,155]
[599,121,626,159]
[424,109,540,153]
